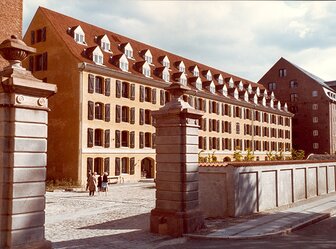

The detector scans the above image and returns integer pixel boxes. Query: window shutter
[217,138,220,150]
[105,104,110,122]
[29,56,34,72]
[152,133,156,149]
[203,137,207,150]
[130,131,135,148]
[203,100,206,112]
[115,158,120,176]
[116,80,121,98]
[140,86,145,102]
[233,107,236,117]
[87,128,93,147]
[31,30,35,44]
[195,98,199,110]
[130,84,135,100]
[130,107,135,124]
[216,103,220,115]
[42,27,46,41]
[229,122,232,134]
[209,119,212,132]
[42,52,48,70]
[130,157,135,175]
[209,102,212,113]
[139,132,144,148]
[116,105,121,123]
[87,157,93,173]
[160,90,165,105]
[88,101,94,120]
[115,130,120,148]
[188,96,192,106]
[104,78,111,96]
[151,88,156,104]
[222,121,224,133]
[104,129,110,148]
[217,120,220,132]
[88,74,94,93]
[104,157,110,174]
[203,118,207,131]
[221,103,225,116]
[209,137,213,150]
[140,108,144,125]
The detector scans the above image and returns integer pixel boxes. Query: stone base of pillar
[9,239,52,249]
[150,208,205,237]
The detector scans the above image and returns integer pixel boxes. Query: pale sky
[23,0,336,82]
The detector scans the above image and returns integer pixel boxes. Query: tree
[233,147,243,161]
[291,149,305,160]
[244,147,255,161]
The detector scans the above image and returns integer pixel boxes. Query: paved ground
[46,182,336,249]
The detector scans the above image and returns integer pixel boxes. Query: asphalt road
[159,215,336,249]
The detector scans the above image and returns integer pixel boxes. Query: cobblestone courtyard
[46,182,183,249]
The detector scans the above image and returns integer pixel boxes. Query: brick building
[259,57,336,155]
[0,0,22,69]
[24,7,292,185]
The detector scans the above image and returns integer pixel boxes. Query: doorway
[141,157,155,178]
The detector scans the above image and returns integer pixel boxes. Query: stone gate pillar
[0,36,57,249]
[150,82,204,237]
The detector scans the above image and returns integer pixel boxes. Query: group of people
[86,171,109,196]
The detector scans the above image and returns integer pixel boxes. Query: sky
[23,0,336,83]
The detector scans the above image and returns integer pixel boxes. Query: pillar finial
[0,35,36,68]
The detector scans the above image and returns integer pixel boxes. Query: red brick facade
[0,0,22,69]
[259,57,336,155]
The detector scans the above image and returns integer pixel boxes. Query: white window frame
[313,143,319,149]
[313,116,318,123]
[312,104,318,110]
[312,90,318,97]
[313,130,318,136]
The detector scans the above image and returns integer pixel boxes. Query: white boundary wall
[199,161,336,218]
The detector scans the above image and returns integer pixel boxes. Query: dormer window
[209,81,215,94]
[191,65,199,77]
[217,74,223,84]
[94,54,103,65]
[238,81,244,91]
[161,55,170,68]
[119,54,128,72]
[142,62,151,77]
[223,84,228,97]
[71,25,85,44]
[234,88,239,99]
[98,34,111,52]
[244,91,249,102]
[87,46,103,65]
[204,70,212,81]
[247,84,252,94]
[177,61,185,73]
[226,77,234,88]
[253,94,258,104]
[179,74,187,86]
[122,43,133,59]
[102,41,110,51]
[256,87,260,96]
[141,49,153,64]
[161,67,170,82]
[195,77,202,90]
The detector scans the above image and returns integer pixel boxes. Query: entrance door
[141,158,154,178]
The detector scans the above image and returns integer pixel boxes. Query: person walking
[97,173,103,195]
[102,172,109,195]
[88,172,98,196]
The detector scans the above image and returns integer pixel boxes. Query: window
[279,68,287,77]
[145,87,152,102]
[94,129,103,146]
[145,132,151,147]
[145,110,151,124]
[95,103,103,120]
[163,72,170,82]
[290,106,298,113]
[75,33,85,43]
[95,77,103,94]
[34,52,47,71]
[236,122,240,134]
[268,82,276,91]
[143,67,151,77]
[290,93,298,102]
[312,104,318,110]
[180,77,187,86]
[313,117,318,123]
[120,61,128,71]
[312,90,318,97]
[179,64,185,73]
[122,106,129,122]
[313,130,318,136]
[94,54,103,65]
[121,157,129,174]
[313,143,319,149]
[289,80,298,88]
[122,82,130,98]
[35,27,46,43]
[101,41,110,51]
[163,60,170,68]
[121,131,129,147]
[145,55,152,64]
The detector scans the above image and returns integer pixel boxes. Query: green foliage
[198,150,218,163]
[266,151,275,161]
[291,149,305,160]
[244,147,255,161]
[233,147,243,161]
[275,149,284,160]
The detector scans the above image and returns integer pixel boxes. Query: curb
[185,208,336,240]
